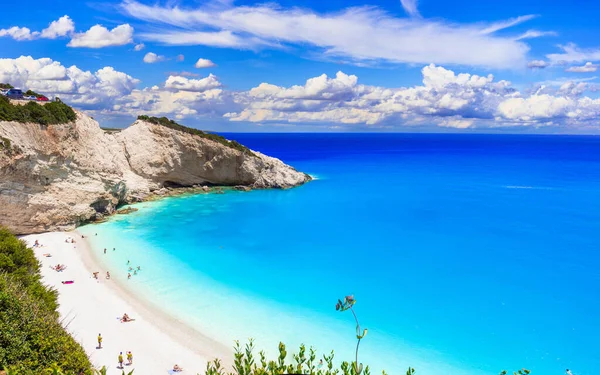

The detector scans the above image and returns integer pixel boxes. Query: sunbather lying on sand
[51,264,67,272]
[173,364,183,372]
[43,253,52,257]
[93,272,99,279]
[120,313,134,322]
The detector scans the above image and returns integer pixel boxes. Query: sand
[22,231,232,375]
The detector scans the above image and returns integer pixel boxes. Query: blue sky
[1,0,600,132]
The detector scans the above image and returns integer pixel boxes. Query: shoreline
[22,231,233,375]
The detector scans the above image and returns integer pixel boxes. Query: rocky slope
[0,112,310,234]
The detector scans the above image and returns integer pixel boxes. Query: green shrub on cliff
[0,227,91,373]
[0,95,76,125]
[137,115,255,156]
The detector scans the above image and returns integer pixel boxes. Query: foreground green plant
[207,340,371,375]
[500,369,530,375]
[336,295,368,375]
[0,227,90,373]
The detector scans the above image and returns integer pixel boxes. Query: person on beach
[127,351,133,365]
[97,333,102,349]
[121,313,133,322]
[173,364,183,372]
[34,240,39,247]
[93,272,99,279]
[106,271,111,280]
[118,352,124,369]
[127,273,131,280]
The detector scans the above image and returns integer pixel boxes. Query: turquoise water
[81,134,600,375]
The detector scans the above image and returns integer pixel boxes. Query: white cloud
[0,27,39,41]
[121,0,533,69]
[547,43,600,64]
[4,55,600,131]
[134,43,145,51]
[438,117,475,129]
[227,64,600,129]
[565,62,598,73]
[527,60,549,69]
[165,74,222,92]
[194,58,216,68]
[40,15,75,39]
[479,15,536,35]
[68,24,134,48]
[143,52,166,63]
[0,56,139,108]
[400,0,420,17]
[514,30,556,41]
[0,16,75,41]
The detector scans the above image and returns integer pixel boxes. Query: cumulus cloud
[565,62,598,73]
[143,52,166,63]
[68,24,133,48]
[194,58,216,68]
[547,43,600,64]
[40,15,75,39]
[0,56,139,108]
[121,0,534,69]
[3,55,600,131]
[0,27,38,41]
[527,60,549,69]
[227,64,600,129]
[134,43,145,51]
[165,74,222,92]
[0,16,75,41]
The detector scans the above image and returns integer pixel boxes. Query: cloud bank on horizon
[1,0,600,132]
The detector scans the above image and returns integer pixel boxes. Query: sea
[80,133,600,375]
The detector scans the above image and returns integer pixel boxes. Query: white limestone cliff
[0,111,310,234]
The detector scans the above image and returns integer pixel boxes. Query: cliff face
[0,112,310,234]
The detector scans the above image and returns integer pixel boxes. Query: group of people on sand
[64,237,76,244]
[98,332,183,372]
[117,351,134,369]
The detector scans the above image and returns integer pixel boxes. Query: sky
[1,0,600,133]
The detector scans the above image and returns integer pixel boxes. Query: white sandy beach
[22,231,232,375]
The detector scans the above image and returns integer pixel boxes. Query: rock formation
[0,111,310,234]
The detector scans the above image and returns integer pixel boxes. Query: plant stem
[349,306,361,373]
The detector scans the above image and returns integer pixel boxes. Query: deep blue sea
[81,133,600,375]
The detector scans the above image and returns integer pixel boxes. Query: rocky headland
[0,111,311,234]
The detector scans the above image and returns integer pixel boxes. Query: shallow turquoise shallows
[81,133,600,375]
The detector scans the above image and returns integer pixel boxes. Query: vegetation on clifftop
[0,227,91,373]
[0,95,77,125]
[137,115,256,156]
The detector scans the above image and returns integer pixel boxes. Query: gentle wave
[504,185,554,190]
